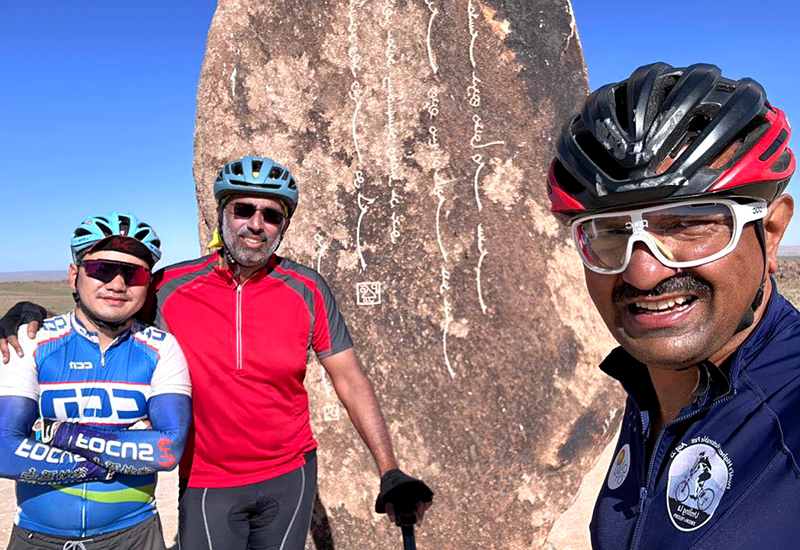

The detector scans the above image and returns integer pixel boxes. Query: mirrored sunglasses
[80,259,151,286]
[229,202,285,225]
[571,198,768,274]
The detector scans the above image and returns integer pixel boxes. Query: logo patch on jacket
[666,438,733,531]
[607,443,631,490]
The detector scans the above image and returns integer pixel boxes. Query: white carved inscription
[356,281,382,306]
[466,0,505,316]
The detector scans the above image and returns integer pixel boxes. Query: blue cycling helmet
[213,156,299,217]
[71,212,162,266]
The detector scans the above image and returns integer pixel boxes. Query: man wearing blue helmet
[0,213,192,549]
[1,157,433,549]
[160,157,432,549]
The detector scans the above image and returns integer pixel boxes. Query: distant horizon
[5,242,800,282]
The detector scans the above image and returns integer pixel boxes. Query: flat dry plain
[0,263,799,548]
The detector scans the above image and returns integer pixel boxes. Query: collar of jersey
[69,310,132,347]
[213,251,279,286]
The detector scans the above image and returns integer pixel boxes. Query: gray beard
[221,218,283,267]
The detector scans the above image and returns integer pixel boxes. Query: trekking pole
[401,524,416,550]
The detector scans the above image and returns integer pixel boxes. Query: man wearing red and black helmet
[548,63,799,548]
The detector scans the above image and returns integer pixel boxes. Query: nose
[622,241,678,291]
[104,274,128,291]
[246,211,270,233]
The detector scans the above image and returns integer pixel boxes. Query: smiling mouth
[629,295,697,316]
[100,296,128,304]
[241,235,266,246]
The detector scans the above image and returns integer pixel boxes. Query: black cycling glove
[0,302,47,340]
[375,469,434,525]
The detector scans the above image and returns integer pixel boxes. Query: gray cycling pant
[7,514,166,550]
[177,450,317,550]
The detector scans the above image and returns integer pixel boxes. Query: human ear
[68,264,79,291]
[764,194,794,274]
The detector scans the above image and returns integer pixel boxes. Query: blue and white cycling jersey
[0,312,191,538]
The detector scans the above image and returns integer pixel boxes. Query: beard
[221,216,283,267]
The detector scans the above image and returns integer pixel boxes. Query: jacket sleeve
[49,393,191,475]
[0,396,112,484]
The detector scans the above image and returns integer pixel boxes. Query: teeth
[634,296,692,312]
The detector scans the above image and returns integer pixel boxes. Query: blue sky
[1,1,799,271]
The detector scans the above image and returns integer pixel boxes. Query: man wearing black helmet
[548,63,799,548]
[0,157,433,549]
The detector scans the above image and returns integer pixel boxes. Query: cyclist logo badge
[607,443,631,490]
[666,439,732,531]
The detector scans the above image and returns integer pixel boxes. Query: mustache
[613,274,712,303]
[237,228,266,239]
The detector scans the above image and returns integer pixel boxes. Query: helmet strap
[72,273,132,332]
[734,220,767,333]
[217,202,243,280]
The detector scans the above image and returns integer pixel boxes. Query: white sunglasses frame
[571,198,769,275]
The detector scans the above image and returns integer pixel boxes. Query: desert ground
[1,261,799,549]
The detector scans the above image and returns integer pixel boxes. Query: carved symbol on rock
[356,282,382,306]
[323,405,340,422]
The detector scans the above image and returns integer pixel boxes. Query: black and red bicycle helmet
[548,62,795,224]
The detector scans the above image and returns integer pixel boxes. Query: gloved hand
[0,302,47,363]
[32,417,61,444]
[375,469,434,526]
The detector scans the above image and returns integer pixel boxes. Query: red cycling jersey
[147,253,353,488]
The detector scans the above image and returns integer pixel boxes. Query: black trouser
[178,450,317,550]
[7,514,166,550]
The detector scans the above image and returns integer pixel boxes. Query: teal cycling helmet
[214,156,299,217]
[71,212,162,266]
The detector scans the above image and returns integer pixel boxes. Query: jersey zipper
[236,279,251,371]
[628,392,736,548]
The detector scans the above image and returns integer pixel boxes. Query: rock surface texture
[194,1,621,548]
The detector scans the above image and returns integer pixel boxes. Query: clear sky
[1,1,799,272]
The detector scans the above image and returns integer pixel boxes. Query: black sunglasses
[229,202,285,225]
[80,259,151,287]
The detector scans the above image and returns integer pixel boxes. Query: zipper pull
[639,487,647,510]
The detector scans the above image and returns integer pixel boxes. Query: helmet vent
[715,83,736,93]
[119,216,131,237]
[709,116,770,171]
[252,160,263,174]
[268,166,283,180]
[575,130,628,180]
[288,177,297,190]
[667,114,712,162]
[613,84,630,134]
[552,160,586,195]
[232,162,244,176]
[771,150,792,173]
[96,218,113,237]
[759,129,789,162]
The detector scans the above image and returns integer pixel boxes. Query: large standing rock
[193,1,621,548]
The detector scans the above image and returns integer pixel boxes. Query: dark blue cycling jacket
[592,286,800,549]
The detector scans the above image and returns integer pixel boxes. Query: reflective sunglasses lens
[83,260,150,286]
[231,203,285,225]
[232,203,257,218]
[261,208,284,225]
[642,203,735,263]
